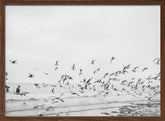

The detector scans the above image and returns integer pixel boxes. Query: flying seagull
[153,58,160,65]
[110,56,115,63]
[71,64,76,71]
[28,73,34,78]
[54,67,58,71]
[91,60,96,65]
[44,72,49,75]
[93,67,100,75]
[142,67,148,72]
[70,91,80,96]
[132,66,139,72]
[55,60,59,66]
[79,69,83,75]
[53,97,64,102]
[34,83,39,87]
[9,59,17,64]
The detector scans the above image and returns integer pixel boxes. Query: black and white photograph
[5,5,160,116]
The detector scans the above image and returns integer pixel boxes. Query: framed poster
[0,0,164,121]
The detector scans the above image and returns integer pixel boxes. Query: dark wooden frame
[0,0,164,121]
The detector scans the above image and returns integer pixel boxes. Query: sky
[5,5,160,83]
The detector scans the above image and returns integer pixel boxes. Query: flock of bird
[5,57,160,101]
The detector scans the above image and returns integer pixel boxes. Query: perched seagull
[110,56,115,63]
[28,73,34,78]
[9,59,17,64]
[142,67,148,72]
[91,60,96,65]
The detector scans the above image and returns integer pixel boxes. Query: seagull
[68,76,73,80]
[142,67,148,72]
[21,92,29,96]
[93,70,97,75]
[121,80,127,85]
[147,97,152,100]
[93,67,100,75]
[54,67,58,71]
[122,69,128,74]
[110,56,115,63]
[34,83,39,88]
[153,58,160,65]
[46,106,53,111]
[28,73,34,78]
[103,73,109,78]
[44,72,49,75]
[127,81,134,87]
[34,68,40,70]
[38,114,44,116]
[5,85,10,92]
[132,66,139,72]
[51,88,55,93]
[131,77,135,80]
[55,60,59,66]
[33,105,40,109]
[123,64,131,70]
[79,69,83,75]
[16,85,21,94]
[113,71,121,76]
[53,97,64,102]
[96,67,100,71]
[121,88,126,91]
[71,64,76,71]
[9,59,17,64]
[109,73,114,77]
[80,69,83,73]
[86,77,93,84]
[70,91,80,96]
[146,75,152,80]
[101,112,110,115]
[91,60,96,65]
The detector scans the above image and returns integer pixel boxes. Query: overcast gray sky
[6,5,160,83]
